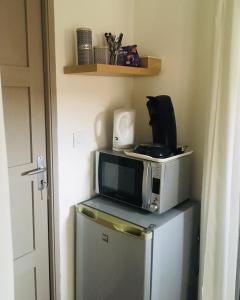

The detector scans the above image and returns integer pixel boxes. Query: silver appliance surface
[76,197,200,300]
[96,150,192,214]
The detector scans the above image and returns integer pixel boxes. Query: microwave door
[96,152,145,208]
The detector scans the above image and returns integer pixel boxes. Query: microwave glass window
[102,162,135,196]
[98,153,144,206]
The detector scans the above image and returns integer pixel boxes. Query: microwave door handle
[142,162,152,209]
[147,164,152,206]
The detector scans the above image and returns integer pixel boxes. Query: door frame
[41,1,60,299]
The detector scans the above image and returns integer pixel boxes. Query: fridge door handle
[80,207,97,220]
[113,224,147,238]
[77,205,152,240]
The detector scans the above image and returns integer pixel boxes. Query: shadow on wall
[64,28,77,65]
[94,109,113,149]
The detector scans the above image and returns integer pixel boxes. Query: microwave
[96,150,192,214]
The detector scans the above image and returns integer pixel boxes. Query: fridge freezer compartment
[77,204,152,240]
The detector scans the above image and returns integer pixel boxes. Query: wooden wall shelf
[64,58,161,77]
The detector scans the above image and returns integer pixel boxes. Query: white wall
[132,0,214,200]
[133,0,197,144]
[54,1,135,299]
[54,0,215,299]
[0,76,14,300]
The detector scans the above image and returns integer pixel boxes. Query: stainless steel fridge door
[76,204,152,300]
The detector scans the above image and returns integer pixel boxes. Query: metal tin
[94,46,109,64]
[76,28,92,46]
[76,27,93,64]
[78,48,93,65]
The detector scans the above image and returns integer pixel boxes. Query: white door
[0,0,50,299]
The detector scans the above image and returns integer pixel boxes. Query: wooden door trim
[41,1,60,300]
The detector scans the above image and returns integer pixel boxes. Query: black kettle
[146,95,177,152]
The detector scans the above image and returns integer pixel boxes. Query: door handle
[21,167,46,176]
[21,156,47,197]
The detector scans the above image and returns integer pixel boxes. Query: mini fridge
[75,196,199,300]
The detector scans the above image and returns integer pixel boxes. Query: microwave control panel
[150,164,161,210]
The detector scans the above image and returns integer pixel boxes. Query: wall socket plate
[73,131,82,148]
